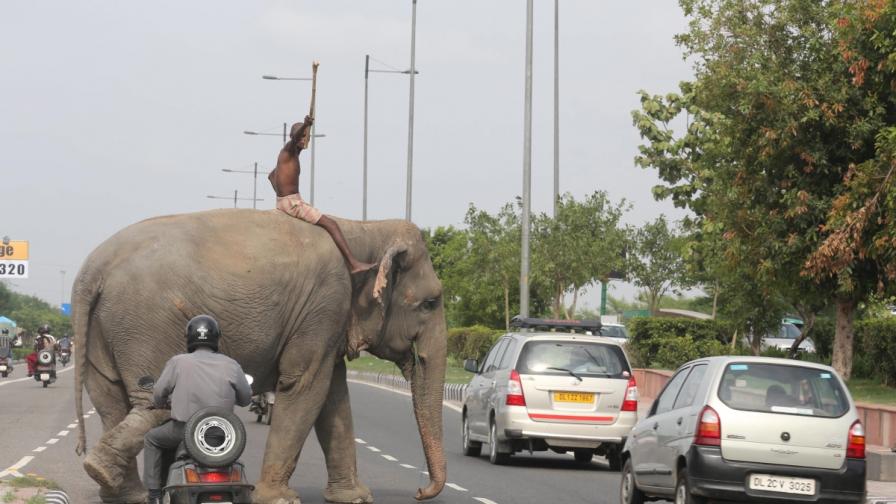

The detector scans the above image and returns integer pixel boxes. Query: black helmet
[38,324,51,335]
[186,315,220,352]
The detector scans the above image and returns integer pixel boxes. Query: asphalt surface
[0,364,660,504]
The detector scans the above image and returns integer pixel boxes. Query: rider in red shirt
[26,324,55,377]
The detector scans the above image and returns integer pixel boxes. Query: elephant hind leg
[83,363,167,503]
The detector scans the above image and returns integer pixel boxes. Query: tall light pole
[406,0,418,222]
[222,163,260,209]
[553,0,560,217]
[520,0,534,319]
[207,190,263,208]
[363,55,417,221]
[59,270,65,308]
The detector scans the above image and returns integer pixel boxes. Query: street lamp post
[222,163,261,209]
[207,190,263,208]
[406,0,418,222]
[363,56,418,221]
[520,0,534,319]
[553,0,560,217]
[60,270,65,308]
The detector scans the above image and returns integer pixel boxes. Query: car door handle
[676,417,683,426]
[652,422,659,430]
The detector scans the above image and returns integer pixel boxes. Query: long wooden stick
[303,61,319,148]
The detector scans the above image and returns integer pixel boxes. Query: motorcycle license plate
[40,373,50,381]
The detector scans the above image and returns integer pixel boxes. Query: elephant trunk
[410,318,448,501]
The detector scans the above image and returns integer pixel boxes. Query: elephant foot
[84,443,127,491]
[324,481,374,504]
[253,481,302,504]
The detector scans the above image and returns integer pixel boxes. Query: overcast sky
[0,1,693,311]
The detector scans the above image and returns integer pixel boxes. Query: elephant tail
[72,263,103,456]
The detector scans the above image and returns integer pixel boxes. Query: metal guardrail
[346,370,467,403]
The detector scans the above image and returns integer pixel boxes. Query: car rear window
[718,363,850,418]
[516,340,630,379]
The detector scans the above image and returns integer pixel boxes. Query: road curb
[346,370,467,402]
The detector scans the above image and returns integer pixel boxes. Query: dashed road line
[474,498,499,504]
[46,438,59,445]
[82,414,90,419]
[399,463,416,469]
[57,430,69,436]
[32,447,46,453]
[366,446,381,452]
[354,438,367,444]
[445,483,467,492]
[381,454,398,461]
[66,423,77,429]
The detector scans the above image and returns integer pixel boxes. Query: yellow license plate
[553,392,594,403]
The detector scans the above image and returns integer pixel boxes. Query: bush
[855,318,896,386]
[12,348,29,360]
[447,325,504,362]
[627,318,734,368]
[810,319,835,361]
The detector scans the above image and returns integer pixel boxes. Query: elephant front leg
[316,360,372,504]
[253,353,336,504]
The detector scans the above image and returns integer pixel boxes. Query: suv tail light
[694,406,721,446]
[621,376,638,412]
[506,369,526,406]
[847,420,865,459]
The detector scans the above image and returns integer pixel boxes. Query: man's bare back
[269,116,375,275]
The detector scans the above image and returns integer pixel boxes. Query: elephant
[71,209,447,504]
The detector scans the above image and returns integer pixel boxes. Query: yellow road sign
[0,241,28,260]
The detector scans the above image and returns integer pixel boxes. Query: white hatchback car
[461,318,638,468]
[620,356,865,504]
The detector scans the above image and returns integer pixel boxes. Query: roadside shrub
[627,318,734,368]
[856,318,896,386]
[12,348,29,360]
[447,325,504,362]
[810,319,835,361]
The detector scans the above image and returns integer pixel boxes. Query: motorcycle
[34,350,56,388]
[139,376,254,504]
[0,355,12,378]
[58,348,71,367]
[248,391,275,425]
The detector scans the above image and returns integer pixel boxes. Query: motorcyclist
[143,315,252,504]
[26,325,55,377]
[0,329,14,367]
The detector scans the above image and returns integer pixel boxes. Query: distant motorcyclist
[0,329,14,363]
[143,315,252,504]
[26,325,55,377]
[58,334,72,351]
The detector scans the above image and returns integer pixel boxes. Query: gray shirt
[153,348,252,422]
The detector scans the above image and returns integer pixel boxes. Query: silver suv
[620,356,865,504]
[461,318,638,468]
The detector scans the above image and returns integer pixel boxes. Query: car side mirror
[463,359,479,373]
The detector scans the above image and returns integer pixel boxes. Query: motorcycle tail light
[199,470,231,483]
[184,467,200,483]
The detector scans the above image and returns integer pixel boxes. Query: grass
[346,355,471,384]
[4,477,58,491]
[3,491,15,503]
[847,379,896,406]
[24,497,45,504]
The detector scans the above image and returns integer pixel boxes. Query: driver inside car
[143,315,252,504]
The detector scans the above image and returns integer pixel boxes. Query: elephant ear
[346,242,408,359]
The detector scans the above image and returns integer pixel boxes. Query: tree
[633,0,882,374]
[628,215,688,315]
[465,203,522,330]
[531,192,629,318]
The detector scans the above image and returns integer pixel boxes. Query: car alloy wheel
[462,416,481,457]
[621,459,645,504]
[488,421,509,465]
[675,469,705,504]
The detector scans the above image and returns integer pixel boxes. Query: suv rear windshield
[516,340,630,379]
[718,363,850,418]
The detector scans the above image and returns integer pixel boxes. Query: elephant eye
[420,297,440,311]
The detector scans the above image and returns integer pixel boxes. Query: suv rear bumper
[497,407,636,449]
[686,445,866,503]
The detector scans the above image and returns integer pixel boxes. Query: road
[0,365,661,504]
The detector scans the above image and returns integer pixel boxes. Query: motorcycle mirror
[137,376,155,389]
[245,374,254,386]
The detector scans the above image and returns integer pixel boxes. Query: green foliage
[855,319,896,386]
[12,348,29,360]
[446,325,504,362]
[628,215,689,314]
[0,282,71,336]
[627,317,734,368]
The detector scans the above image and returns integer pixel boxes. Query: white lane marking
[83,414,90,419]
[381,454,398,461]
[32,447,46,453]
[445,483,467,492]
[58,430,69,436]
[67,424,77,429]
[400,463,416,469]
[347,379,463,413]
[354,438,367,444]
[0,366,74,387]
[421,471,429,475]
[46,438,59,445]
[0,455,35,478]
[88,409,96,414]
[474,498,499,504]
[366,446,381,452]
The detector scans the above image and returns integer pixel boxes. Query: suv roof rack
[510,316,602,334]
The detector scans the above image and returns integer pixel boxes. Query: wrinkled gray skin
[72,210,447,504]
